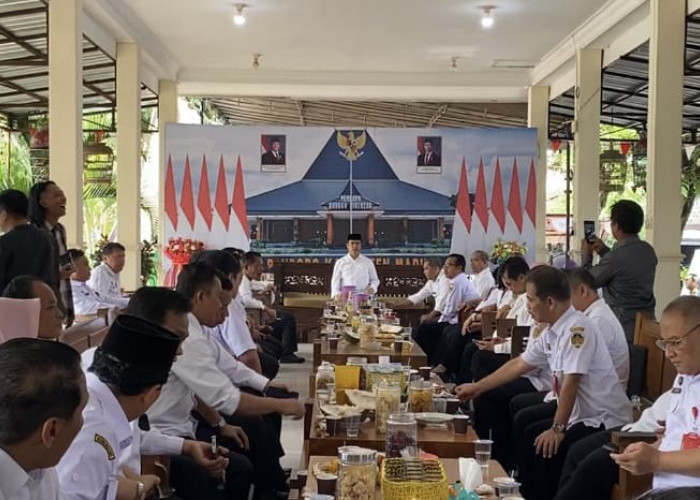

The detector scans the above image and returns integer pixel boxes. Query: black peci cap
[347,233,362,242]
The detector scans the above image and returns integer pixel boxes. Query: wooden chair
[510,326,530,358]
[141,455,175,499]
[609,431,657,500]
[59,316,107,353]
[633,313,676,401]
[496,318,517,338]
[481,311,497,338]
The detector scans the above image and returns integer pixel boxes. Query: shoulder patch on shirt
[94,433,115,460]
[570,326,585,348]
[532,324,545,339]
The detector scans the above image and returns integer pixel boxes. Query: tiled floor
[279,343,312,472]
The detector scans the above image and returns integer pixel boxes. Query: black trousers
[472,350,510,382]
[258,349,279,380]
[413,321,450,365]
[473,376,537,471]
[195,414,287,499]
[259,335,283,360]
[271,311,298,356]
[510,392,556,477]
[170,439,254,500]
[435,324,479,375]
[554,428,621,500]
[519,422,604,500]
[456,334,484,383]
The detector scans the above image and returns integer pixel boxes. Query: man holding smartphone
[580,200,657,343]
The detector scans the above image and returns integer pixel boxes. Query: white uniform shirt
[438,273,480,324]
[0,448,63,500]
[521,324,553,392]
[407,270,446,307]
[88,264,126,305]
[202,324,269,392]
[623,390,672,432]
[497,290,513,309]
[239,275,265,310]
[146,314,241,438]
[57,373,132,500]
[471,267,496,298]
[521,307,632,429]
[475,288,500,312]
[70,280,128,315]
[330,254,380,297]
[654,373,700,490]
[582,299,630,389]
[219,297,257,357]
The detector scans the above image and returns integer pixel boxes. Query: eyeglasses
[655,323,700,352]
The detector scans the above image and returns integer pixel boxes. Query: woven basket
[381,458,448,500]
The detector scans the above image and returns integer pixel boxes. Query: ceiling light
[480,6,495,28]
[233,3,247,25]
[252,53,261,70]
[450,56,458,72]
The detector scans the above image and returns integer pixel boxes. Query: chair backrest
[481,311,497,338]
[510,326,530,358]
[88,327,109,348]
[496,318,517,338]
[633,312,676,400]
[59,317,108,354]
[627,344,648,398]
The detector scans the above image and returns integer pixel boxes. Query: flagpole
[349,159,353,233]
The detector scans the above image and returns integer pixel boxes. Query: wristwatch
[552,422,566,433]
[215,418,226,434]
[135,481,145,500]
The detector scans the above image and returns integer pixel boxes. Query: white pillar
[646,0,685,314]
[528,86,550,263]
[158,80,178,282]
[48,0,83,248]
[572,48,602,262]
[116,43,141,291]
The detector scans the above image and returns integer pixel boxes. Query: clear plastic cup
[344,412,362,438]
[474,439,493,471]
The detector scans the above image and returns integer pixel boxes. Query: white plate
[379,324,403,334]
[345,390,376,410]
[414,412,454,425]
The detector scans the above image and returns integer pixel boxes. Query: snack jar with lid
[408,380,433,413]
[385,413,418,458]
[316,361,335,393]
[358,315,377,349]
[336,446,377,500]
[374,380,401,434]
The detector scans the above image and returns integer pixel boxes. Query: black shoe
[279,354,305,364]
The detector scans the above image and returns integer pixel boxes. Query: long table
[308,403,478,459]
[314,338,428,369]
[304,456,508,499]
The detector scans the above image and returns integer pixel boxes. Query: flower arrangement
[490,240,527,265]
[163,237,205,287]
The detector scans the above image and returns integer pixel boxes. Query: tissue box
[381,458,448,500]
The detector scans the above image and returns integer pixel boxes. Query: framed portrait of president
[417,136,442,174]
[261,135,287,172]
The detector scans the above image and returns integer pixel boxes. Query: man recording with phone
[580,200,657,343]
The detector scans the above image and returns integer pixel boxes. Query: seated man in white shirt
[88,242,130,305]
[68,248,128,316]
[330,233,380,297]
[413,253,480,366]
[399,258,444,309]
[240,251,303,364]
[0,338,88,500]
[457,266,631,500]
[566,267,629,389]
[470,250,496,299]
[148,262,304,499]
[608,296,700,494]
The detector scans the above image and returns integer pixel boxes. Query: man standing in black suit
[418,139,441,166]
[0,189,55,292]
[261,137,285,165]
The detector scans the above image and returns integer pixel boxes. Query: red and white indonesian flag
[228,156,250,251]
